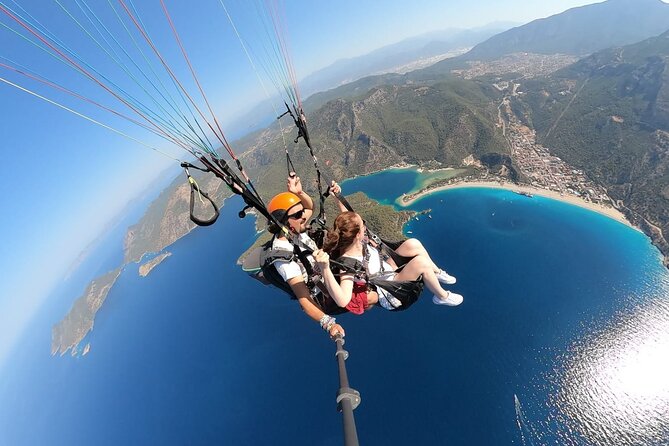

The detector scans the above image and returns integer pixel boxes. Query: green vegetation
[222,77,509,224]
[412,168,470,194]
[323,192,415,241]
[517,31,669,261]
[307,80,506,175]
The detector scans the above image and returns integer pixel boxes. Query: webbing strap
[286,150,295,175]
[182,164,219,226]
[293,241,315,281]
[279,103,329,225]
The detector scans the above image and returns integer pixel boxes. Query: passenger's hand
[329,323,345,339]
[329,180,341,196]
[287,172,303,195]
[313,249,330,271]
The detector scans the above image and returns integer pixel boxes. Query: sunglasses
[287,209,305,220]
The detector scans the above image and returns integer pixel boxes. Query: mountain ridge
[463,0,669,60]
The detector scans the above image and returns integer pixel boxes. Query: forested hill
[238,79,509,194]
[516,30,669,258]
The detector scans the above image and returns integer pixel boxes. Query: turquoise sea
[1,167,668,445]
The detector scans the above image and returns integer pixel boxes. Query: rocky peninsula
[139,252,172,277]
[51,268,122,356]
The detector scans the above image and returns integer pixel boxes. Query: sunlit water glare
[550,277,669,445]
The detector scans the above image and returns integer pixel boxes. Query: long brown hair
[323,211,361,259]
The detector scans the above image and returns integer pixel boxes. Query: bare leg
[395,238,440,271]
[393,255,450,299]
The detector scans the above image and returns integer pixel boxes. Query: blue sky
[0,0,610,369]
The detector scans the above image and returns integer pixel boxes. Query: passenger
[266,172,348,337]
[313,211,463,310]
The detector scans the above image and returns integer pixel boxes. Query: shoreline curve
[398,181,637,231]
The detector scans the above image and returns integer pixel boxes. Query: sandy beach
[399,181,638,230]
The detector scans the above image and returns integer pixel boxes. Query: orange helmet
[268,192,301,222]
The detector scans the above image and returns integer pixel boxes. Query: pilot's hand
[329,323,345,339]
[287,172,303,194]
[329,180,341,195]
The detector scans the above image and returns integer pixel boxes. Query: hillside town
[429,82,616,210]
[498,93,613,205]
[453,53,578,79]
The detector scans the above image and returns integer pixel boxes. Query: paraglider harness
[182,106,425,313]
[279,106,426,311]
[256,232,348,315]
[333,239,424,312]
[250,230,424,313]
[180,155,345,313]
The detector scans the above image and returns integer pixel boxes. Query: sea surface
[1,167,668,445]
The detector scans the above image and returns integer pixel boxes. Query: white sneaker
[436,269,456,285]
[432,291,463,306]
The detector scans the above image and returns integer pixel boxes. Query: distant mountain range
[225,23,516,137]
[464,0,669,60]
[299,23,517,97]
[307,1,669,113]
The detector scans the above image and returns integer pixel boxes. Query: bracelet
[319,315,336,331]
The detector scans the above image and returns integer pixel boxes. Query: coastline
[344,162,416,181]
[398,180,638,231]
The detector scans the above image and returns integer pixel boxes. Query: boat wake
[515,394,539,446]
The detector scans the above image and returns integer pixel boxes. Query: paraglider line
[0,76,181,161]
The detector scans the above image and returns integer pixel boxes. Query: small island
[138,252,172,277]
[52,171,230,358]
